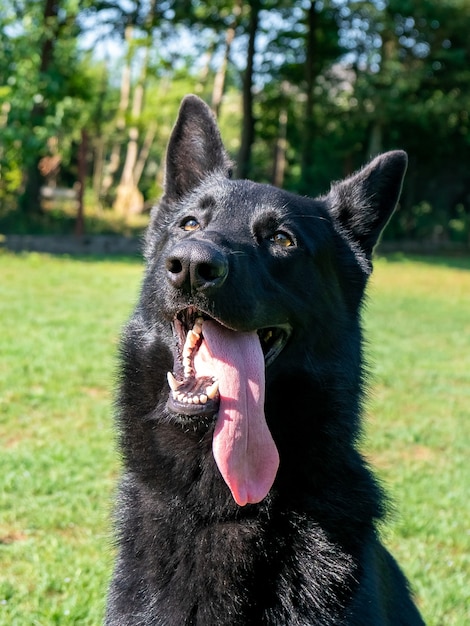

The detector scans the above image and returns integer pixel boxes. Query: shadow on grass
[4,237,470,270]
[376,252,470,272]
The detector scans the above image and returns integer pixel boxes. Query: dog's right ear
[163,95,232,201]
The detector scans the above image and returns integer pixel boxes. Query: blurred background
[1,0,469,245]
[1,3,470,624]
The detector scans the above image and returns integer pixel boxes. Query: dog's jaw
[167,307,291,417]
[165,308,291,505]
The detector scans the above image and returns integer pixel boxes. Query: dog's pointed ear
[163,95,233,201]
[328,151,407,259]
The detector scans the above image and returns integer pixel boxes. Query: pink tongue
[196,321,279,506]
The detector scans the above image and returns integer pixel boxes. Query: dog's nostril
[197,261,225,282]
[166,243,228,292]
[166,258,183,275]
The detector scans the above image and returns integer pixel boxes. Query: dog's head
[139,95,407,506]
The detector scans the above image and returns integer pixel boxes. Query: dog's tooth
[206,381,219,399]
[167,372,183,391]
[188,329,200,345]
[184,364,194,377]
[183,329,199,357]
[199,394,208,404]
[192,396,200,405]
[193,317,204,334]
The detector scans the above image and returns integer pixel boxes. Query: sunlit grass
[0,251,468,625]
[364,254,470,625]
[0,252,143,625]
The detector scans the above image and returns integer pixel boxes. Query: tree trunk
[113,0,156,215]
[75,129,88,237]
[211,0,242,117]
[20,0,60,215]
[0,103,11,199]
[237,0,260,180]
[92,136,105,202]
[133,124,157,188]
[101,24,133,199]
[300,0,318,194]
[368,121,383,158]
[272,108,288,187]
[113,46,149,215]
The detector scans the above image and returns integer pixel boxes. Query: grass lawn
[0,251,469,625]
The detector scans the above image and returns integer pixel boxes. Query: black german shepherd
[105,95,424,625]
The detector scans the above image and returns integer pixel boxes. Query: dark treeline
[1,0,470,242]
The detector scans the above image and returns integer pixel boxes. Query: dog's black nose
[165,240,228,293]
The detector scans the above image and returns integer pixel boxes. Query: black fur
[105,95,424,625]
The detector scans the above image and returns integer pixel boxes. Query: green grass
[0,252,143,625]
[0,251,469,625]
[364,255,470,625]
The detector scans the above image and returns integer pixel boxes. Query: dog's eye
[270,231,294,247]
[181,218,200,232]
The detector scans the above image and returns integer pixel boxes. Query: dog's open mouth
[166,307,290,506]
[167,307,290,417]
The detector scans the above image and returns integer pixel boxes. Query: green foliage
[0,252,469,624]
[1,1,470,240]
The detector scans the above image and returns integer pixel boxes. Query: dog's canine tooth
[167,372,183,391]
[206,381,219,399]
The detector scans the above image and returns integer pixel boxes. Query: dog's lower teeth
[170,383,218,406]
[168,315,220,410]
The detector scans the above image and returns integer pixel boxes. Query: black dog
[105,95,424,625]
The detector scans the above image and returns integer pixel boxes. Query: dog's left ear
[327,151,407,259]
[163,95,232,201]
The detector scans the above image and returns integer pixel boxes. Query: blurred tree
[1,0,469,241]
[113,0,158,215]
[341,0,470,239]
[0,0,104,223]
[237,0,260,178]
[249,1,341,191]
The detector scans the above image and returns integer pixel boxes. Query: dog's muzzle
[165,240,229,295]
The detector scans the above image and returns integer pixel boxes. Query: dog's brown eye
[270,231,294,247]
[181,218,200,232]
